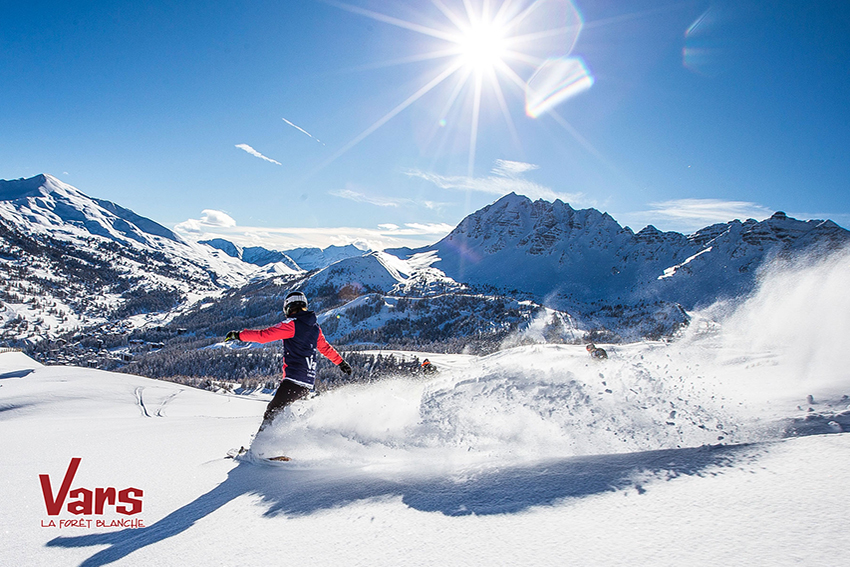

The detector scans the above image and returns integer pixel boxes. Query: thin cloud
[492,159,540,177]
[235,144,282,166]
[400,222,454,234]
[282,117,325,145]
[649,198,772,225]
[616,198,775,234]
[378,222,455,235]
[330,188,402,207]
[405,166,584,204]
[330,185,452,211]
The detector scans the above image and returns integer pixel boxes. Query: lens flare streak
[525,57,594,118]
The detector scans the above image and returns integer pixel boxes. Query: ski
[225,446,248,459]
[225,447,292,463]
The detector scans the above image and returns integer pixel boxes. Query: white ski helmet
[284,291,308,316]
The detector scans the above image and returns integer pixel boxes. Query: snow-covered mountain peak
[199,238,370,272]
[0,174,183,247]
[302,248,465,300]
[446,192,626,248]
[2,174,95,208]
[0,173,58,200]
[0,174,297,340]
[284,244,368,271]
[414,192,850,313]
[201,237,243,258]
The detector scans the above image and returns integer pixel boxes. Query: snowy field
[2,249,849,566]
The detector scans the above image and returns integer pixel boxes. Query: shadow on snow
[46,442,762,566]
[0,369,34,379]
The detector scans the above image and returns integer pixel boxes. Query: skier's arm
[316,329,344,365]
[239,320,296,344]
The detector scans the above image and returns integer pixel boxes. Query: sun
[453,19,509,74]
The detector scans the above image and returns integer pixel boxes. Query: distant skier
[586,343,608,360]
[421,358,437,374]
[225,291,352,433]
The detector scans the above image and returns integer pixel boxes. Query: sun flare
[323,1,593,177]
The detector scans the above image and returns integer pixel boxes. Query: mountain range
[398,193,849,310]
[200,237,365,271]
[2,174,848,357]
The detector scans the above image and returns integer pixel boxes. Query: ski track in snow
[133,386,151,418]
[155,389,182,417]
[134,386,182,418]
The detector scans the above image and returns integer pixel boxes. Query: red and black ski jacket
[239,310,343,389]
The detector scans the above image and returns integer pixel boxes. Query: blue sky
[1,0,848,250]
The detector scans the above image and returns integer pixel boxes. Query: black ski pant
[259,379,310,431]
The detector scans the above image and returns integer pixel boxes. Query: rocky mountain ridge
[406,193,848,310]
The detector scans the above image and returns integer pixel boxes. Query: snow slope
[2,245,849,566]
[1,348,849,567]
[2,352,848,565]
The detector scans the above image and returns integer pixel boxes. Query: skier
[421,358,437,374]
[225,291,352,434]
[586,343,608,360]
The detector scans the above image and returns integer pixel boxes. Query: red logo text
[39,457,143,516]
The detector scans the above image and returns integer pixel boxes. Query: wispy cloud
[616,198,774,234]
[648,198,772,225]
[282,117,325,145]
[235,144,282,166]
[329,184,452,211]
[398,222,454,234]
[329,188,403,207]
[406,160,585,204]
[492,159,539,177]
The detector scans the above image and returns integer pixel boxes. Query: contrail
[235,144,282,165]
[282,117,325,145]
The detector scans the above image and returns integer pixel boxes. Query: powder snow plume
[253,344,745,471]
[679,244,850,406]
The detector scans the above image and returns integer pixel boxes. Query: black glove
[338,360,352,375]
[225,330,241,342]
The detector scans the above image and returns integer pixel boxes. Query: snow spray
[679,244,850,409]
[256,245,850,469]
